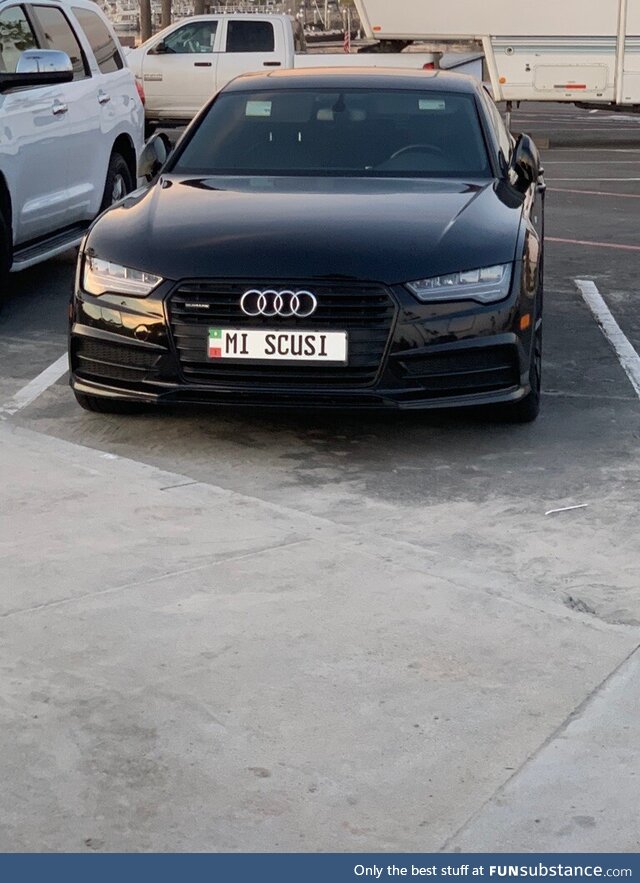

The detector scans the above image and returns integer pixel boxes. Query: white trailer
[353,0,640,109]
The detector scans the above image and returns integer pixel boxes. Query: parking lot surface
[2,103,640,852]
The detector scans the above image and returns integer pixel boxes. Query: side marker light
[520,314,531,331]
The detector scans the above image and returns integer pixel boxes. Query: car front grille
[167,281,396,388]
[393,345,520,397]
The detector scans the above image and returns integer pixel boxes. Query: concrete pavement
[450,648,640,852]
[3,102,640,851]
[1,420,638,852]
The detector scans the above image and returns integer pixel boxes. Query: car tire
[74,391,143,414]
[501,321,542,424]
[100,152,134,212]
[144,120,157,139]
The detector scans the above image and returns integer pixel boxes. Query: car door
[29,1,99,225]
[0,3,74,242]
[216,18,283,93]
[141,18,219,119]
[70,4,138,217]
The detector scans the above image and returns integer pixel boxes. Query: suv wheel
[74,391,144,414]
[100,152,134,212]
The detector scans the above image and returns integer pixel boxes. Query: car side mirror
[0,49,73,92]
[138,133,170,181]
[510,133,540,192]
[153,40,169,54]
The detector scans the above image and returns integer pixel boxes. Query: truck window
[32,5,88,79]
[72,7,123,74]
[226,20,274,53]
[0,6,37,73]
[163,20,217,54]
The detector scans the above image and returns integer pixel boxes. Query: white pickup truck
[127,13,455,129]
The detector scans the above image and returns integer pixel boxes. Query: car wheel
[100,152,134,212]
[74,391,144,414]
[502,321,542,424]
[144,120,157,139]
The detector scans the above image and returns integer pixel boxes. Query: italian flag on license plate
[208,328,222,359]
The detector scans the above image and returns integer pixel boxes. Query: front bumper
[69,272,537,411]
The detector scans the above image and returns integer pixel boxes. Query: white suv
[0,0,144,288]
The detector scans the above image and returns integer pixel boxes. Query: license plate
[208,328,348,364]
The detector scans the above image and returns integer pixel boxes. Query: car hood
[86,175,524,285]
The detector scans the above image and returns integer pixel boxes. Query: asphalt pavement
[1,103,640,852]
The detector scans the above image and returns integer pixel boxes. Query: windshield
[172,88,492,179]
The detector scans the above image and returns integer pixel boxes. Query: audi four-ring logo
[240,289,318,318]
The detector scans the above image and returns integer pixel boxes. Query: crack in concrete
[159,480,200,491]
[438,641,640,851]
[0,538,312,620]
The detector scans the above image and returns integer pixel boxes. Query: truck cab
[128,14,294,127]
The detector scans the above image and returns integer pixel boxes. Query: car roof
[224,67,481,94]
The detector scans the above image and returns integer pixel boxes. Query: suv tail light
[135,78,145,105]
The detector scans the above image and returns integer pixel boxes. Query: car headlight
[83,256,163,296]
[406,264,511,304]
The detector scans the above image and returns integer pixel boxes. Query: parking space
[511,106,640,371]
[3,106,640,620]
[0,252,73,407]
[2,102,640,851]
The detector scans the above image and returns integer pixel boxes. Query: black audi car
[69,68,545,421]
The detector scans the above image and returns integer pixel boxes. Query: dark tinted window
[226,20,274,52]
[0,5,37,73]
[174,89,492,178]
[32,5,88,78]
[73,6,122,73]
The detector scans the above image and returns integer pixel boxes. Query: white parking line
[549,188,640,199]
[514,126,640,131]
[549,177,640,181]
[549,237,640,251]
[545,148,640,153]
[544,161,640,164]
[515,115,640,123]
[0,353,68,417]
[576,280,640,400]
